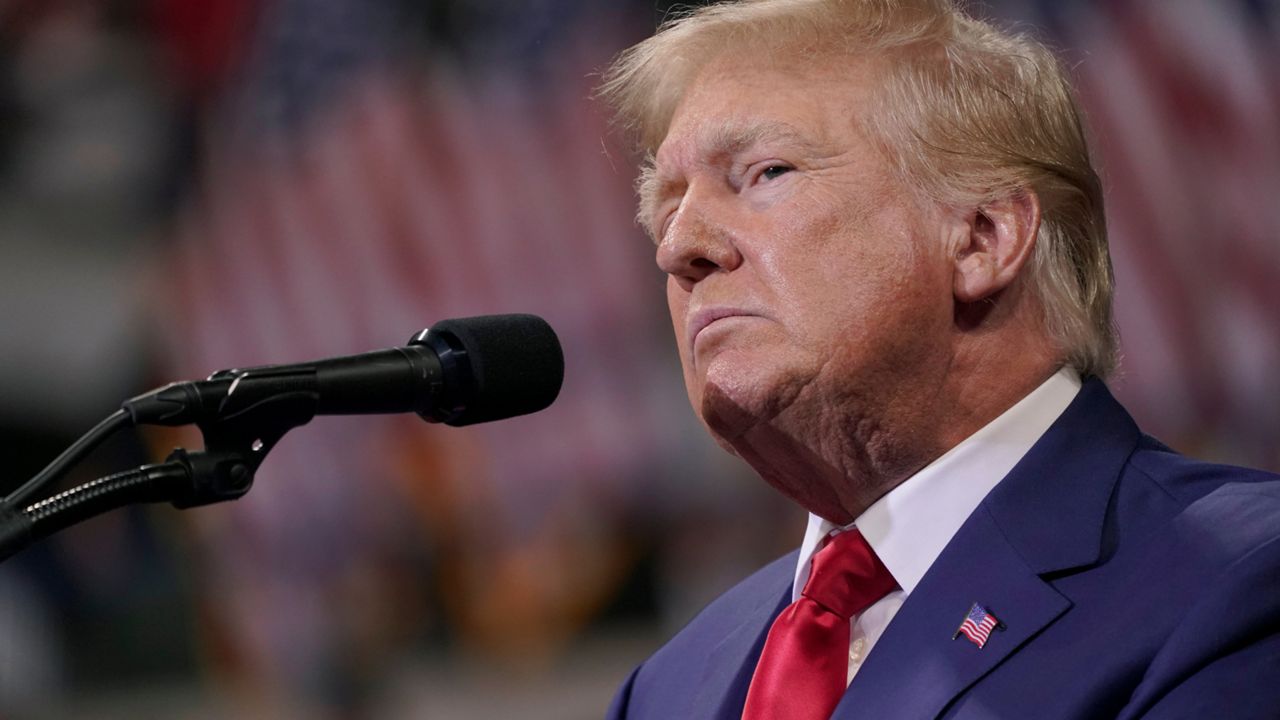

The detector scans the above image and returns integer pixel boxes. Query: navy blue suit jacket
[608,380,1280,719]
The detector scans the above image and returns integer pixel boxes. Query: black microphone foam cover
[428,314,564,426]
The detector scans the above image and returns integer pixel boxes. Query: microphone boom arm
[0,384,318,562]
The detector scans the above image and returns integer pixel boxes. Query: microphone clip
[165,383,317,509]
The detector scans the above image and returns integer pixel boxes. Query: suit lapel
[835,379,1140,719]
[690,583,791,720]
[834,508,1070,718]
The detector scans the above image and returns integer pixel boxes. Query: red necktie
[741,528,897,720]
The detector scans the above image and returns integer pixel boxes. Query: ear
[953,191,1041,303]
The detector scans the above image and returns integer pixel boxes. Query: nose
[655,200,744,291]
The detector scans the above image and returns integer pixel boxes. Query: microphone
[124,314,563,428]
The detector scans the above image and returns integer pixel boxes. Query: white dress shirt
[791,367,1083,684]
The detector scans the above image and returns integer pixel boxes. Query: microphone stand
[0,389,319,563]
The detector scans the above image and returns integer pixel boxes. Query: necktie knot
[801,529,896,619]
[741,527,898,720]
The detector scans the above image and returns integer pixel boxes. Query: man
[599,1,1280,718]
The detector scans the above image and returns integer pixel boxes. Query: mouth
[688,307,758,352]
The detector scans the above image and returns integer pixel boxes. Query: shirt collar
[792,366,1083,601]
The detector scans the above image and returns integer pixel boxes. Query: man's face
[649,51,958,457]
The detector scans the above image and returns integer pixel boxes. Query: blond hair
[601,0,1117,378]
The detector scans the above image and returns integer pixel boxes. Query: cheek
[830,242,953,364]
[783,220,947,346]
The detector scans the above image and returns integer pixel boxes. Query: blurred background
[0,0,1275,717]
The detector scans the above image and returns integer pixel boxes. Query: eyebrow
[636,161,661,240]
[705,121,815,158]
[638,120,820,240]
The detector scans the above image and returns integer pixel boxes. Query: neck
[728,332,1061,525]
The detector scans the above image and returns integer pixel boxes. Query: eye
[653,202,680,244]
[657,213,674,243]
[758,164,793,183]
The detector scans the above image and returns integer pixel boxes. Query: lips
[687,306,759,352]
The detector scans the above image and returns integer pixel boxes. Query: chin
[695,358,802,444]
[693,378,749,438]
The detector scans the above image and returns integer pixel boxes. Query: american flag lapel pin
[953,603,1006,649]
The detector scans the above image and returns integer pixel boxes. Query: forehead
[654,51,878,170]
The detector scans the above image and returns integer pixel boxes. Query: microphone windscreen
[428,314,564,426]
